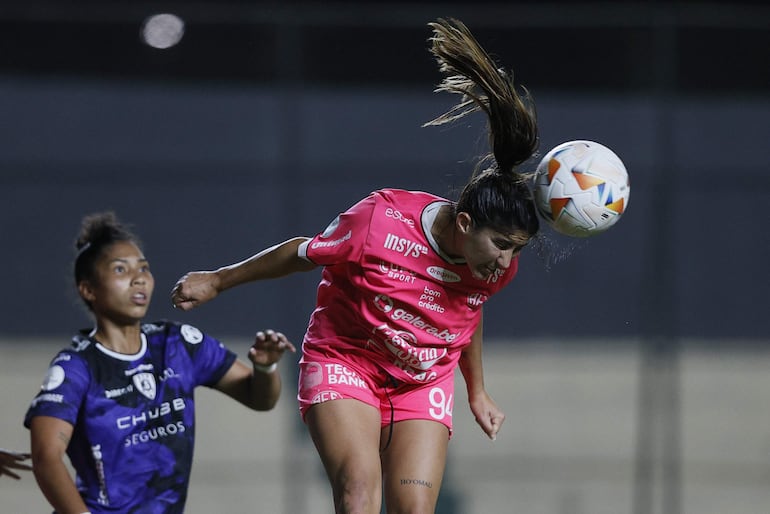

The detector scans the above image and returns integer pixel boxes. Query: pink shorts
[297,352,455,434]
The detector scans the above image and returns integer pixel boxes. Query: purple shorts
[297,353,455,434]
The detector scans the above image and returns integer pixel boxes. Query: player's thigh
[306,398,383,483]
[380,419,449,513]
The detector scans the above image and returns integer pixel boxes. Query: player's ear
[456,212,473,234]
[78,280,96,303]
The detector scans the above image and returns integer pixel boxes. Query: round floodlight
[141,13,185,49]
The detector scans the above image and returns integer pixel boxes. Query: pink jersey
[298,188,517,385]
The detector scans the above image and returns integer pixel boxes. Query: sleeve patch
[180,324,203,344]
[321,215,341,238]
[41,364,66,391]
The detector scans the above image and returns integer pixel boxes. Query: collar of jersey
[92,332,149,361]
[422,201,466,265]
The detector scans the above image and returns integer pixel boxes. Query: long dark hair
[424,18,540,237]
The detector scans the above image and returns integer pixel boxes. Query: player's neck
[431,205,462,259]
[92,321,143,354]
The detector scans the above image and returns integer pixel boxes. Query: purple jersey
[24,321,237,513]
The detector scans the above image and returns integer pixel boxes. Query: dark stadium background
[1,1,766,343]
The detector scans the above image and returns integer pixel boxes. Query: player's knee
[385,499,437,514]
[333,471,380,514]
[384,489,438,514]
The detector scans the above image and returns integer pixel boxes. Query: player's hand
[469,391,506,441]
[170,271,220,311]
[248,330,297,368]
[0,450,32,480]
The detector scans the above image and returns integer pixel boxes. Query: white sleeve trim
[297,239,311,261]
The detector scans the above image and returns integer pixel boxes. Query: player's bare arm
[171,237,315,311]
[215,329,297,411]
[30,417,90,513]
[459,317,505,440]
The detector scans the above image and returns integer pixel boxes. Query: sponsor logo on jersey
[384,207,415,227]
[123,421,187,448]
[181,324,203,344]
[116,398,186,429]
[159,367,180,382]
[426,265,461,283]
[378,260,417,283]
[91,444,109,506]
[373,294,394,313]
[105,384,134,399]
[370,324,447,371]
[29,393,64,408]
[391,361,438,383]
[125,363,154,377]
[41,365,65,391]
[389,307,460,342]
[467,292,487,308]
[311,391,342,404]
[371,295,458,341]
[299,362,323,393]
[418,285,445,314]
[383,233,428,258]
[300,352,360,403]
[132,372,157,400]
[323,363,368,388]
[311,230,352,249]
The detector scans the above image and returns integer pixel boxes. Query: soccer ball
[533,140,630,237]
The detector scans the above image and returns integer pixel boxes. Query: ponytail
[424,18,539,175]
[424,18,541,238]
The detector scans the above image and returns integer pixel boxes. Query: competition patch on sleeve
[41,364,65,391]
[320,215,341,238]
[180,324,203,344]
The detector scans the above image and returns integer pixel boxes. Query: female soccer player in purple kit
[171,18,541,514]
[25,212,295,514]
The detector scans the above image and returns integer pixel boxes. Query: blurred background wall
[0,2,768,513]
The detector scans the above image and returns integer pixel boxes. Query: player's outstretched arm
[171,237,316,311]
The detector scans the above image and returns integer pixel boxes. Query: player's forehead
[486,226,531,246]
[508,229,531,245]
[98,241,146,262]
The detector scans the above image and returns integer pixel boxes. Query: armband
[253,362,278,374]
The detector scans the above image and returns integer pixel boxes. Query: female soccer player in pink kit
[172,18,540,514]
